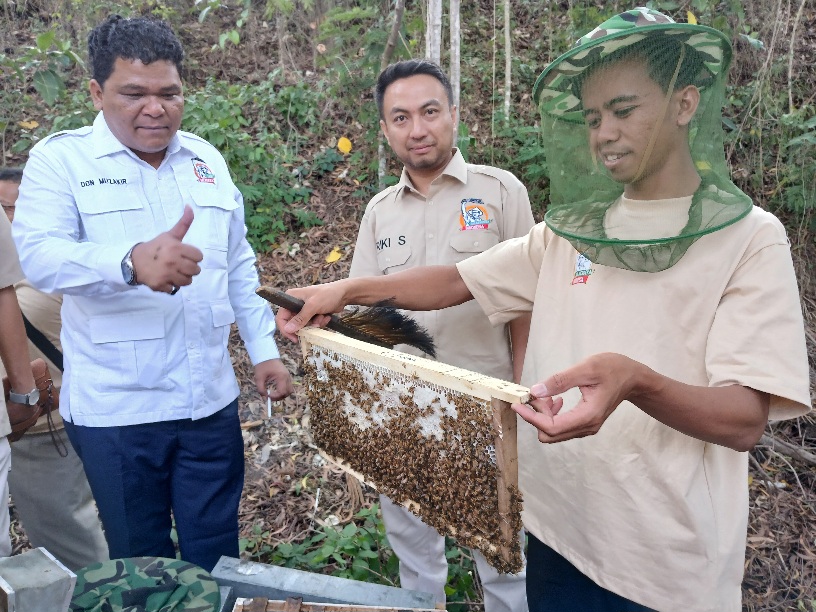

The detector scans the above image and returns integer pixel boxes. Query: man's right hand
[131,205,203,294]
[275,284,345,343]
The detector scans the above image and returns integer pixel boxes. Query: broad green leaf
[36,31,55,52]
[32,69,64,105]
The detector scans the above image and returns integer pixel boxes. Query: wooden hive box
[233,597,441,611]
[299,327,530,573]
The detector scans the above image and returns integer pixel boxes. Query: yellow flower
[18,120,39,130]
[687,11,698,25]
[337,137,352,155]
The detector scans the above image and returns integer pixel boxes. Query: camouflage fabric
[533,6,731,116]
[71,557,220,612]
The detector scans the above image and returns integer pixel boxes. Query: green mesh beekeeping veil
[532,7,752,272]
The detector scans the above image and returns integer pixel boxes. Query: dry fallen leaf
[325,246,342,263]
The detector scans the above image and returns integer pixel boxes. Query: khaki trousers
[380,495,528,612]
[8,430,108,571]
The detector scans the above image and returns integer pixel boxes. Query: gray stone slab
[0,548,75,612]
[212,557,436,609]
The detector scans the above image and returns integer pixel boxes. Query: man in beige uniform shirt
[277,10,811,612]
[0,202,38,558]
[1,167,108,571]
[346,60,534,612]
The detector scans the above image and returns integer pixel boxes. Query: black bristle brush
[257,286,437,358]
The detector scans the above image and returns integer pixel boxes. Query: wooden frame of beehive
[299,327,530,573]
[233,597,441,611]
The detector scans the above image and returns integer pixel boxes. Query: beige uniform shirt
[349,149,535,379]
[457,203,811,612]
[0,280,64,434]
[0,212,25,437]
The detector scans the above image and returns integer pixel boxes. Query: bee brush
[257,286,437,358]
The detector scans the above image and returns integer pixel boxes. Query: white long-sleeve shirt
[13,112,279,426]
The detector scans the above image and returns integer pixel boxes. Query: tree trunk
[503,0,511,124]
[379,0,408,189]
[380,0,406,71]
[450,0,461,146]
[426,0,442,64]
[276,9,287,72]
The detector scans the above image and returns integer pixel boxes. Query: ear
[89,79,104,111]
[379,119,389,145]
[450,104,458,125]
[675,85,700,127]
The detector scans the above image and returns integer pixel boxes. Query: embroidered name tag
[79,178,128,188]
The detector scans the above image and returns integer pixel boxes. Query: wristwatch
[121,243,142,286]
[8,387,40,406]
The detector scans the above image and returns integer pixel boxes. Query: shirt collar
[396,148,467,195]
[90,111,183,163]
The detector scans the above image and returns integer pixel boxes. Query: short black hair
[88,14,184,86]
[375,60,454,119]
[0,168,23,184]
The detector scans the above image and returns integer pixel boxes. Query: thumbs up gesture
[130,205,204,294]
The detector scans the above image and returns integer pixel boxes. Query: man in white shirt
[13,15,292,572]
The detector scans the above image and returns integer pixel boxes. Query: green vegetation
[239,503,481,609]
[1,0,812,248]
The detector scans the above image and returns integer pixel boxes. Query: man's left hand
[511,352,644,443]
[254,358,294,400]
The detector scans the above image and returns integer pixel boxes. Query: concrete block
[0,548,76,612]
[212,557,436,610]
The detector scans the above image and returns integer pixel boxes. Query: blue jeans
[526,534,656,612]
[64,400,244,572]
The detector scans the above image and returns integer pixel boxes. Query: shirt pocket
[87,310,169,392]
[449,231,500,262]
[207,299,236,375]
[186,187,239,245]
[376,244,412,274]
[74,175,151,243]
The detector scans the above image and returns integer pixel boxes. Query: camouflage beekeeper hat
[70,557,220,612]
[533,6,732,119]
[528,7,753,273]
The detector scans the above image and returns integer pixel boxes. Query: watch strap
[9,387,40,406]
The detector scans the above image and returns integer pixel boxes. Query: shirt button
[473,241,479,247]
[429,201,434,206]
[385,257,391,263]
[428,233,434,239]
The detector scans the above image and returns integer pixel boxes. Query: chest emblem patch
[459,198,492,231]
[572,253,594,285]
[192,158,216,184]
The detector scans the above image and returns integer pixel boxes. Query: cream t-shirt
[457,204,811,612]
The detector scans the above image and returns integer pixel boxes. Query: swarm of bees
[303,345,524,574]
